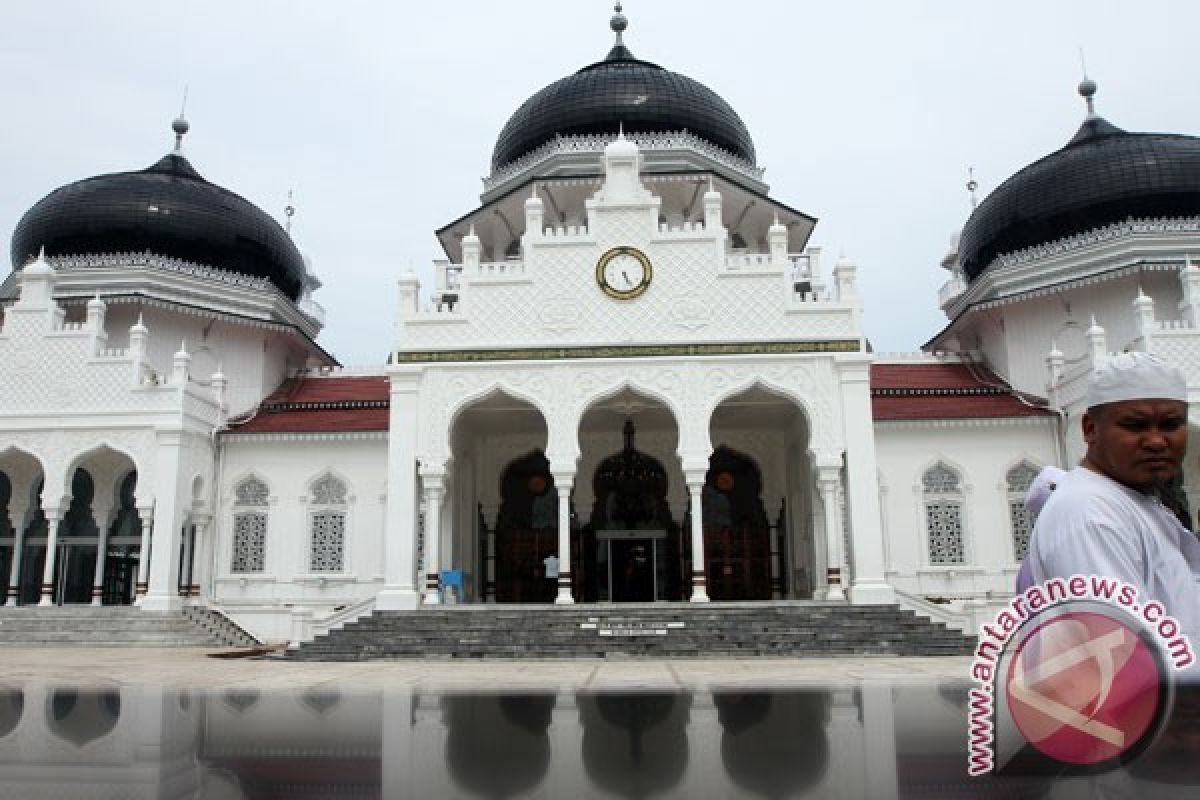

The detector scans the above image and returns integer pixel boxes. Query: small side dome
[958,84,1200,282]
[11,126,307,300]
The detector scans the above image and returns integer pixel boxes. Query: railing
[726,253,773,270]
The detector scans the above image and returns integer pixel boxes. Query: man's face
[1082,399,1189,491]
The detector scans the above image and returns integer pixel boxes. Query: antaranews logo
[966,574,1195,776]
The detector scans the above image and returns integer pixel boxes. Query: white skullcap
[1024,465,1067,516]
[1085,351,1187,409]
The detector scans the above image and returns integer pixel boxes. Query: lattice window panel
[1009,500,1033,561]
[922,464,961,493]
[309,512,345,572]
[926,502,964,564]
[232,512,266,572]
[235,478,269,507]
[311,474,347,506]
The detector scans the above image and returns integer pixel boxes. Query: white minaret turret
[1133,287,1156,352]
[768,213,788,269]
[594,126,652,206]
[462,224,482,271]
[1046,341,1065,402]
[1179,255,1200,326]
[1086,315,1108,368]
[172,340,191,386]
[703,176,723,232]
[86,294,107,352]
[129,314,149,385]
[524,184,545,238]
[211,365,228,418]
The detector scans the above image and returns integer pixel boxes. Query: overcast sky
[3,1,1199,365]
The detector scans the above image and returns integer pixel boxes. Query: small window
[923,463,964,565]
[1006,462,1040,561]
[308,474,348,572]
[231,477,269,573]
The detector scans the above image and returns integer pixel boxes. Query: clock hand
[622,270,632,286]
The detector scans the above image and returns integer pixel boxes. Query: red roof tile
[870,362,1052,421]
[227,376,390,434]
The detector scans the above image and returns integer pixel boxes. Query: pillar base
[4,598,17,608]
[375,588,420,611]
[37,595,53,607]
[689,585,710,603]
[825,584,846,602]
[555,589,575,605]
[848,581,896,605]
[422,590,442,607]
[90,597,102,607]
[138,593,183,612]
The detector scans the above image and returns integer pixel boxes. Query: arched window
[231,477,269,573]
[923,463,965,565]
[309,474,347,572]
[1006,462,1040,561]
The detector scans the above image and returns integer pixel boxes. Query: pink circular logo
[1006,611,1164,765]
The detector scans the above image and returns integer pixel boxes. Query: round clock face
[597,247,652,299]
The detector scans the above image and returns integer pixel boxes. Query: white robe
[1029,467,1200,653]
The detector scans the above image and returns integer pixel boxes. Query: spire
[1078,75,1098,119]
[284,189,296,235]
[966,167,978,209]
[172,87,190,154]
[605,2,635,61]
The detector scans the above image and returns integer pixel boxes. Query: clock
[596,246,652,299]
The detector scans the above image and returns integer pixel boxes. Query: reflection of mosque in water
[8,682,1195,798]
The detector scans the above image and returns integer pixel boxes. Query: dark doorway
[494,451,563,603]
[701,447,772,601]
[584,419,681,602]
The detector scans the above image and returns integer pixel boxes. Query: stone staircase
[287,602,976,661]
[0,606,259,648]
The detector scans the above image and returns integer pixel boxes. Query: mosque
[2,6,1199,643]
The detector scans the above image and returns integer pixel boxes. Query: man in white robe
[1029,352,1200,654]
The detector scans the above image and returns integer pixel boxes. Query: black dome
[959,117,1200,282]
[491,53,756,172]
[11,152,306,300]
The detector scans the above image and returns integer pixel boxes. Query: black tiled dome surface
[491,58,756,172]
[11,153,306,300]
[959,119,1200,282]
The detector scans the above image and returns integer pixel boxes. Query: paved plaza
[0,648,971,691]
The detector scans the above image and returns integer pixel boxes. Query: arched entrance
[0,448,44,606]
[577,388,683,602]
[448,389,549,603]
[582,419,681,602]
[707,385,812,599]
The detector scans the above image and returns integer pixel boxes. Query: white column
[4,502,28,606]
[142,431,187,611]
[37,506,63,606]
[134,504,154,604]
[838,359,895,603]
[378,370,421,610]
[90,503,114,606]
[810,488,828,600]
[420,469,445,606]
[551,471,575,604]
[685,467,710,603]
[816,464,845,602]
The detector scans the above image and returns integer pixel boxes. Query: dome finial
[605,2,634,60]
[966,167,979,209]
[284,189,296,235]
[1077,50,1097,118]
[172,86,190,154]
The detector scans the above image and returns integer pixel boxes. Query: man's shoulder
[1034,469,1151,542]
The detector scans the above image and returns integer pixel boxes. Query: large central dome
[490,10,756,173]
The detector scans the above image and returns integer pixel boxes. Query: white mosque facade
[2,15,1200,643]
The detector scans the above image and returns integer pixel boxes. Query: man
[1028,352,1200,645]
[1015,465,1067,593]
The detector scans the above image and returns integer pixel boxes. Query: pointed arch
[306,470,350,573]
[577,379,684,441]
[230,473,270,573]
